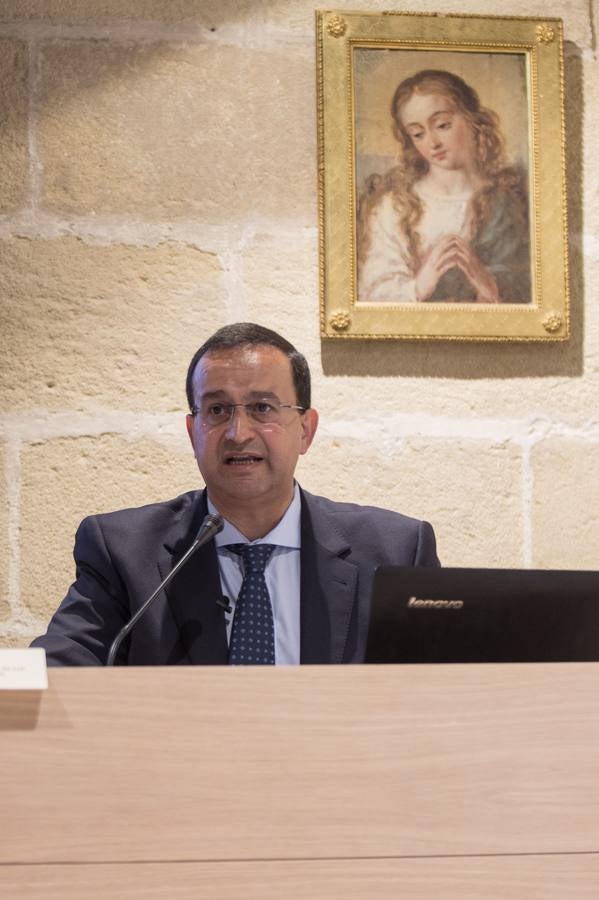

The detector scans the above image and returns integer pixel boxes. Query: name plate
[0,648,48,690]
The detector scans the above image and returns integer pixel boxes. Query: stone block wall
[0,1,597,646]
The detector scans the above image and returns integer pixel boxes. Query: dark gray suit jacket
[31,487,439,666]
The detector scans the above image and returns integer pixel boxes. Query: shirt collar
[208,483,301,549]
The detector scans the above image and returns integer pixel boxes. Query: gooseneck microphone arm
[106,512,224,666]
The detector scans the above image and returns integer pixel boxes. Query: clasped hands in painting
[415,234,499,304]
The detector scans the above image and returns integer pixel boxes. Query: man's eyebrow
[245,390,279,400]
[198,390,229,401]
[198,390,280,401]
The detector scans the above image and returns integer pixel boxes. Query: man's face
[186,344,318,515]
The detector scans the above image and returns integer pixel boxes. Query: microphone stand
[106,513,224,666]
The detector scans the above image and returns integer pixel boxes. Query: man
[32,323,439,665]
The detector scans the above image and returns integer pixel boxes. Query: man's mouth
[225,454,263,465]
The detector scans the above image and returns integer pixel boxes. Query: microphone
[216,595,232,613]
[106,512,224,666]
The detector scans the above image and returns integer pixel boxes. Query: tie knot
[228,543,276,574]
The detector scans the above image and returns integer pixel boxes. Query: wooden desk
[2,664,598,897]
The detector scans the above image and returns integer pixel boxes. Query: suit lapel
[157,491,228,665]
[300,491,358,664]
[155,488,360,665]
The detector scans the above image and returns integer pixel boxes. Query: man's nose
[225,405,256,441]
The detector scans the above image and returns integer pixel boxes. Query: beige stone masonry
[241,230,321,363]
[0,1,260,25]
[0,0,588,47]
[38,41,315,222]
[532,438,599,569]
[0,38,29,213]
[314,367,599,429]
[0,630,39,647]
[0,236,225,411]
[0,442,9,620]
[20,433,202,622]
[297,435,523,567]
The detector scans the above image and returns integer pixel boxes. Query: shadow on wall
[0,0,305,225]
[322,47,584,381]
[0,0,261,27]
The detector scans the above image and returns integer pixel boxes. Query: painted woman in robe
[357,69,530,304]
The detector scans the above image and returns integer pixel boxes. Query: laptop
[365,566,599,663]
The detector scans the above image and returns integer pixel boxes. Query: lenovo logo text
[407,596,464,610]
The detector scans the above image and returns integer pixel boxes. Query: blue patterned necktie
[228,544,276,665]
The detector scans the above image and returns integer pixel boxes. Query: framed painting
[316,10,569,341]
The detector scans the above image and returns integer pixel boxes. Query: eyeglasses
[191,399,306,428]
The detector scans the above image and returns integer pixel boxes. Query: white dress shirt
[207,484,301,665]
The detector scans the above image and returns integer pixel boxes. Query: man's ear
[299,408,319,455]
[185,414,195,449]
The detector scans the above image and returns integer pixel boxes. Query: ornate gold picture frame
[316,10,568,341]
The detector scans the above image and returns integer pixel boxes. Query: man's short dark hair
[186,323,311,411]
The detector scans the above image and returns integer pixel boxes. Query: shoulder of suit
[78,489,202,532]
[299,487,425,529]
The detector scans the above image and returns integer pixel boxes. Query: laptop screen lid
[365,566,599,664]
